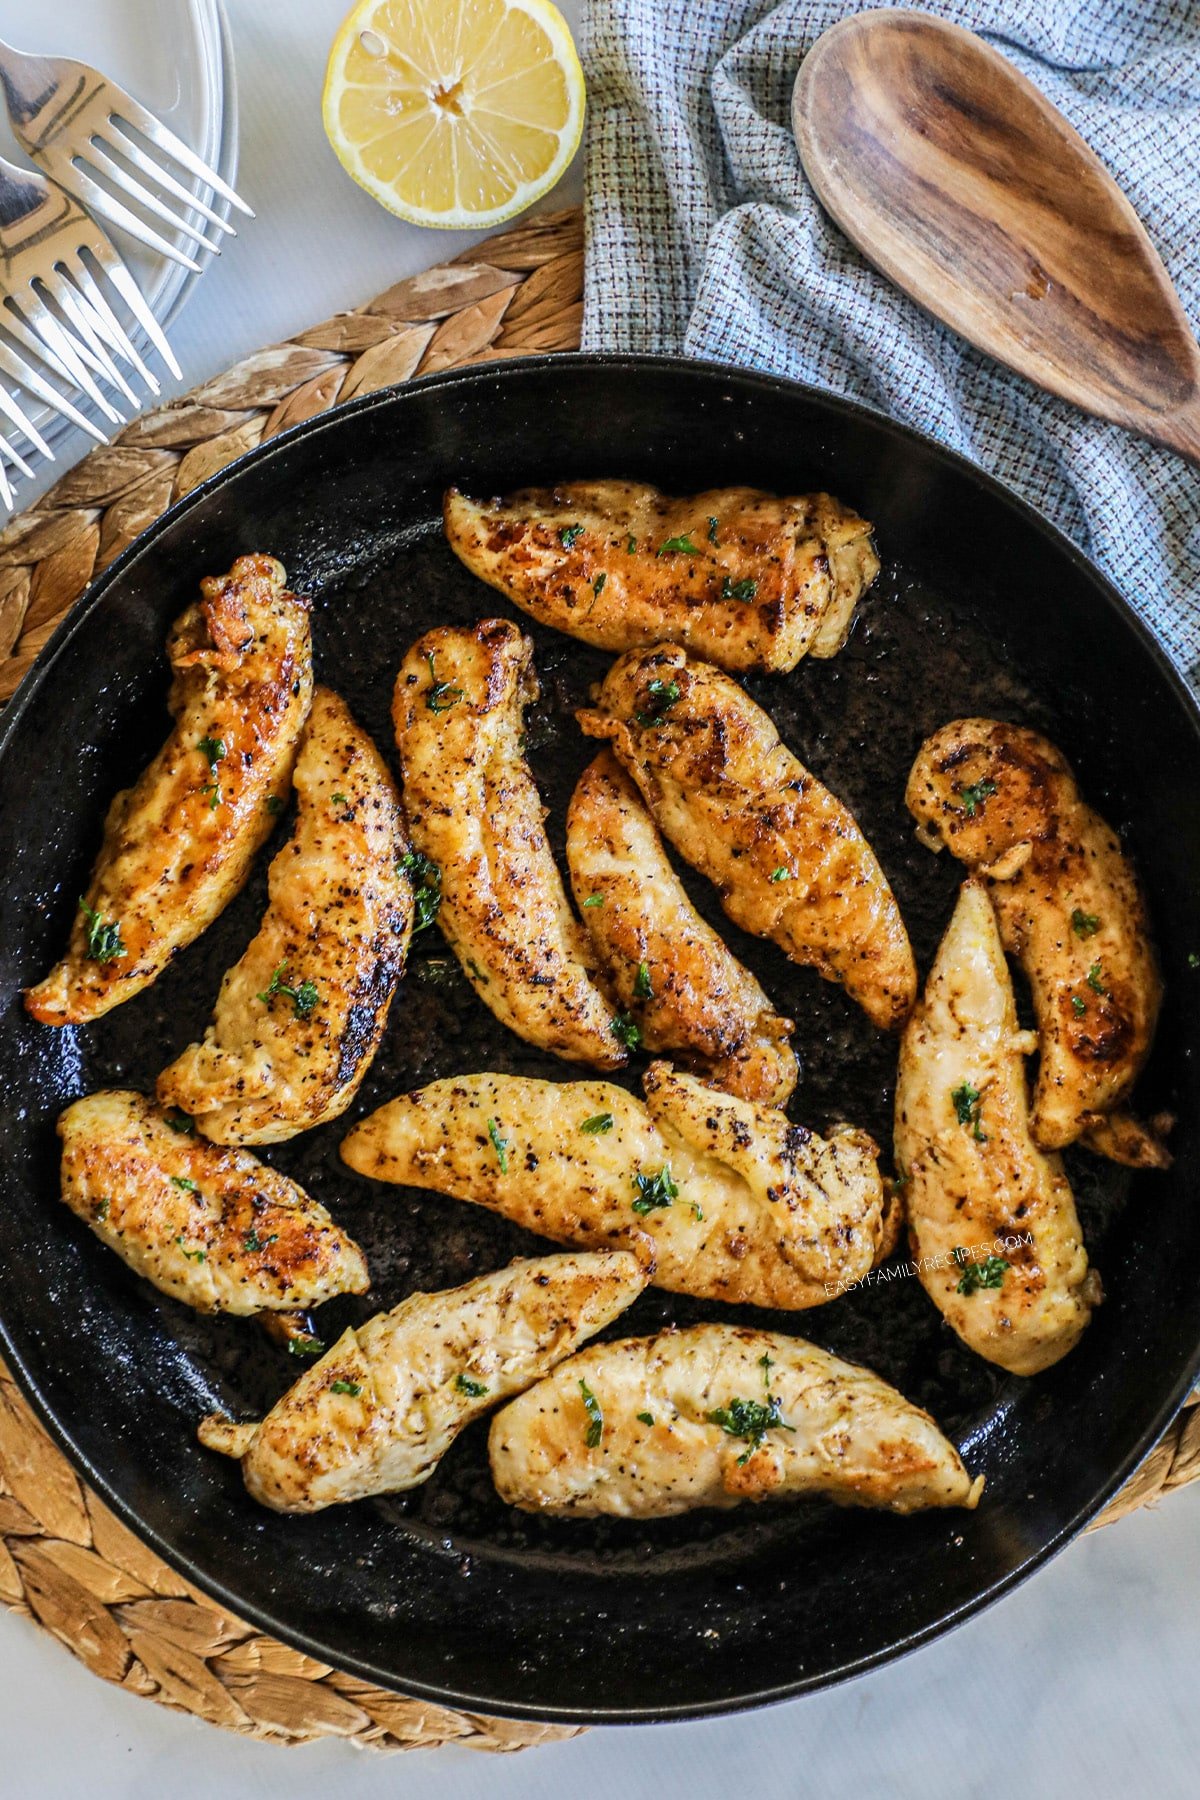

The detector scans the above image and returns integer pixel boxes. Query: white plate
[1,0,238,456]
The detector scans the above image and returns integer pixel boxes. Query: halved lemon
[322,0,585,229]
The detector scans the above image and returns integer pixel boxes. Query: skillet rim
[1,350,1198,1724]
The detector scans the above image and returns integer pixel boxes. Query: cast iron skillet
[0,356,1198,1724]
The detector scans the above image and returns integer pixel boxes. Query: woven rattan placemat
[0,204,1196,1750]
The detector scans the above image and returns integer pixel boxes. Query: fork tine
[9,292,124,423]
[43,271,140,406]
[0,426,34,482]
[79,141,224,255]
[0,336,106,443]
[60,253,159,396]
[69,164,201,274]
[85,239,182,381]
[0,381,53,463]
[112,106,254,217]
[100,122,237,238]
[0,445,16,512]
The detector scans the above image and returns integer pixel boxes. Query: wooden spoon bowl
[793,8,1200,464]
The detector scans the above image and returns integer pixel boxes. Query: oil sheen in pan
[77,518,1142,1575]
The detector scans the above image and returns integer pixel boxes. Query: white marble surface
[4,3,1200,1795]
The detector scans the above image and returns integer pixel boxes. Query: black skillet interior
[0,356,1198,1723]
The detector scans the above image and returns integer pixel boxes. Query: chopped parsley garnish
[79,898,126,965]
[582,894,604,908]
[707,516,720,544]
[1071,908,1100,938]
[331,792,347,806]
[258,962,319,1019]
[626,534,637,553]
[592,572,607,598]
[692,1202,705,1222]
[466,958,491,986]
[174,1234,206,1264]
[634,677,681,727]
[559,523,585,549]
[487,1117,510,1173]
[579,1378,603,1448]
[425,653,464,714]
[958,778,998,817]
[1072,994,1087,1017]
[768,866,791,882]
[331,1380,362,1397]
[1189,952,1200,969]
[170,1175,199,1193]
[657,534,701,557]
[456,1373,489,1397]
[721,576,758,601]
[611,1012,642,1051]
[265,794,286,815]
[197,734,226,809]
[893,1163,909,1191]
[288,1335,326,1360]
[1086,961,1107,995]
[164,1111,195,1135]
[399,849,442,932]
[634,960,653,1000]
[631,1164,678,1215]
[95,1197,110,1223]
[580,1112,614,1135]
[955,1252,1010,1295]
[951,1081,987,1142]
[706,1395,794,1466]
[243,1228,278,1253]
[637,1411,655,1426]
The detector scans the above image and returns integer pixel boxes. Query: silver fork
[0,155,181,508]
[0,38,252,274]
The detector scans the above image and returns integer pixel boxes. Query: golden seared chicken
[342,1061,889,1310]
[567,751,798,1104]
[444,480,879,673]
[489,1323,982,1519]
[199,1251,645,1512]
[895,882,1100,1375]
[393,619,623,1067]
[58,1090,368,1314]
[157,689,411,1144]
[579,647,916,1030]
[26,557,312,1027]
[906,719,1163,1159]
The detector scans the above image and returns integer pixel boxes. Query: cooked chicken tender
[199,1251,645,1512]
[393,619,623,1067]
[579,646,916,1030]
[58,1090,368,1315]
[157,689,411,1144]
[567,751,797,1104]
[906,718,1163,1156]
[341,1062,887,1310]
[895,881,1100,1375]
[444,480,879,672]
[26,556,312,1026]
[489,1324,982,1518]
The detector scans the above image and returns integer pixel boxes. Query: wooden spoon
[792,8,1200,465]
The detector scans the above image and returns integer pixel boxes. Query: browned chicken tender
[444,480,879,672]
[895,881,1099,1375]
[26,555,313,1026]
[199,1251,645,1512]
[489,1324,982,1519]
[157,688,411,1144]
[567,751,798,1103]
[58,1090,368,1315]
[906,718,1163,1158]
[579,646,916,1031]
[393,619,623,1068]
[341,1062,889,1312]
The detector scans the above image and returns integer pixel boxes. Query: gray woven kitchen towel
[580,0,1200,685]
